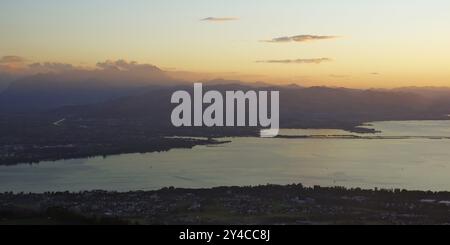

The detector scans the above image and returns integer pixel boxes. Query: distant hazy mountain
[4,69,450,128]
[0,69,282,114]
[54,84,450,130]
[391,87,450,99]
[204,79,274,87]
[0,73,17,92]
[0,65,186,113]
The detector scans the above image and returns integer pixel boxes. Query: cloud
[256,58,332,64]
[96,59,163,73]
[264,35,338,43]
[0,56,27,64]
[0,57,176,86]
[0,56,74,75]
[29,62,74,73]
[0,56,29,73]
[0,56,28,89]
[201,17,239,22]
[93,59,172,83]
[330,74,350,78]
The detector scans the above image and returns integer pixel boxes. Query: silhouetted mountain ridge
[54,84,450,130]
[0,69,185,113]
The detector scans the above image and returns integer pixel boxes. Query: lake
[1,120,450,193]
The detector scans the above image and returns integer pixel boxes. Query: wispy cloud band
[256,58,332,64]
[264,35,338,43]
[201,17,239,22]
[0,56,27,64]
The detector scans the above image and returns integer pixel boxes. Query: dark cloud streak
[264,35,338,43]
[201,17,239,22]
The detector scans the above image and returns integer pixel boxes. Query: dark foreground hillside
[2,184,450,225]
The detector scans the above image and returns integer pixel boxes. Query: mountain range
[1,68,450,132]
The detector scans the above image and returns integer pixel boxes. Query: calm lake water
[2,120,450,193]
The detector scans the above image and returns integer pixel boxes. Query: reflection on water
[1,120,450,193]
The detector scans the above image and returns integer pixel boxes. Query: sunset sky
[1,0,450,88]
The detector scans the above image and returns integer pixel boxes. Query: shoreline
[4,119,450,166]
[2,117,450,166]
[3,184,450,225]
